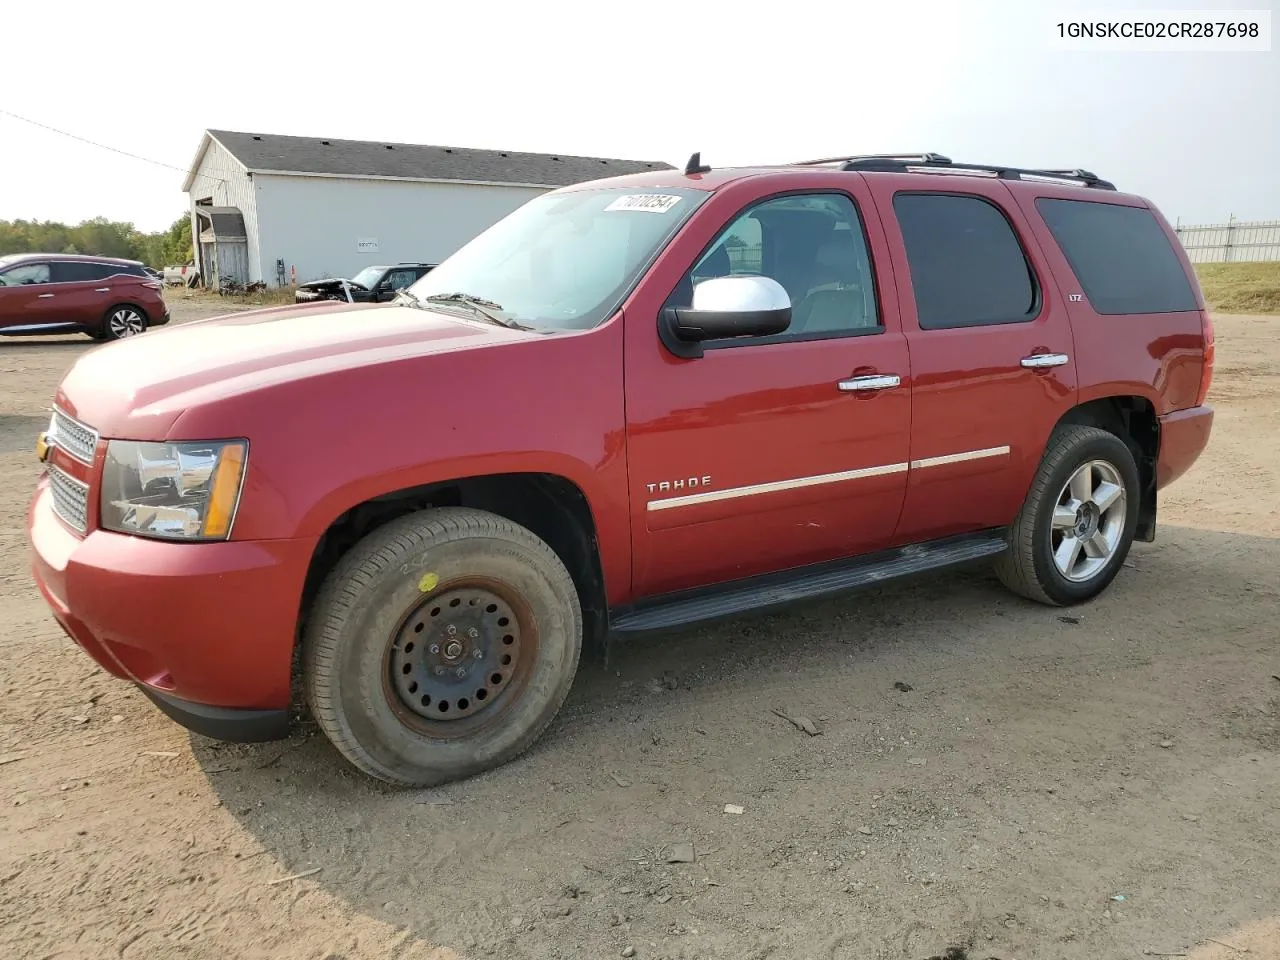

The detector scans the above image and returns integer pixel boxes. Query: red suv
[0,253,169,340]
[27,153,1214,787]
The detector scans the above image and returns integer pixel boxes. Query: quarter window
[1035,198,1198,315]
[666,192,881,343]
[894,193,1038,330]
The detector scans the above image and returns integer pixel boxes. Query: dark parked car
[0,253,170,341]
[294,263,436,304]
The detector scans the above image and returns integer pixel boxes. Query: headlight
[100,439,248,541]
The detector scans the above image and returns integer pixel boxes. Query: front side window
[1035,198,1198,315]
[666,192,881,343]
[894,193,1038,330]
[0,262,51,286]
[407,187,709,332]
[386,269,419,289]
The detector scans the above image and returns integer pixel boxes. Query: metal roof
[197,130,673,189]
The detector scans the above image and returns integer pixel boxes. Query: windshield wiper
[419,292,532,330]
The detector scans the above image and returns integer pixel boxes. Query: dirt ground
[1,298,1277,960]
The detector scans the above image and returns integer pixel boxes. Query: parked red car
[27,153,1213,788]
[0,253,169,340]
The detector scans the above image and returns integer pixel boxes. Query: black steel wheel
[302,507,582,787]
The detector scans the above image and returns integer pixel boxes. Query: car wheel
[101,305,147,340]
[995,425,1140,606]
[302,506,583,787]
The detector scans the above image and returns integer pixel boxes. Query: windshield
[405,187,708,331]
[350,266,387,289]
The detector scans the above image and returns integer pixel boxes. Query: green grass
[1194,262,1280,315]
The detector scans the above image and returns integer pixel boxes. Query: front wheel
[302,507,582,787]
[995,425,1140,606]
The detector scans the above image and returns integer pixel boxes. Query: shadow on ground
[192,525,1280,960]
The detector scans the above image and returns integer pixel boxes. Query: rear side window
[1036,199,1198,314]
[893,194,1038,329]
[52,262,112,282]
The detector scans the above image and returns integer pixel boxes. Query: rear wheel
[302,507,582,787]
[99,305,147,341]
[995,425,1140,606]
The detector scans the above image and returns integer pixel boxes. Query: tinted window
[894,194,1037,329]
[666,192,881,342]
[1036,199,1197,314]
[52,262,112,282]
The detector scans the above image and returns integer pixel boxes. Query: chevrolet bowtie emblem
[35,432,51,463]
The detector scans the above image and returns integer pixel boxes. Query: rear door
[51,261,117,326]
[862,175,1079,544]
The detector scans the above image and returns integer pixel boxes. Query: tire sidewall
[1030,431,1140,603]
[322,532,580,783]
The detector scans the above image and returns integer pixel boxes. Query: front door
[864,177,1080,544]
[624,185,912,599]
[0,260,57,332]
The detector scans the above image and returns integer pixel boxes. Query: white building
[181,129,671,288]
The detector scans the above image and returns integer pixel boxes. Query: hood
[54,301,532,439]
[297,277,368,292]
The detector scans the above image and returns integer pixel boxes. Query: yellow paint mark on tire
[418,572,439,593]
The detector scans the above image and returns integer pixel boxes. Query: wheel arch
[1054,395,1159,541]
[296,472,610,673]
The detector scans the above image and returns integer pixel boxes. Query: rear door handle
[37,293,55,299]
[1020,353,1069,369]
[94,287,110,293]
[838,374,901,392]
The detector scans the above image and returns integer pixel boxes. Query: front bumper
[28,480,315,741]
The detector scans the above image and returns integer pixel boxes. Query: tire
[302,507,582,787]
[101,304,148,340]
[995,425,1140,606]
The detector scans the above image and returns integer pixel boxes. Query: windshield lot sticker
[605,194,683,213]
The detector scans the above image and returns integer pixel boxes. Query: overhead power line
[0,108,224,184]
[0,107,190,173]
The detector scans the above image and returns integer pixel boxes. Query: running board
[610,531,1008,634]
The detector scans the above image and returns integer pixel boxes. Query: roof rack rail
[794,152,952,167]
[794,154,1116,190]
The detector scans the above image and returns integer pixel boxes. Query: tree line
[0,215,193,269]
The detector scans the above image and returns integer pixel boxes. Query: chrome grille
[48,466,90,534]
[51,408,99,465]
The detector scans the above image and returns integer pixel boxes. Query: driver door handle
[94,287,110,293]
[38,293,55,299]
[838,374,901,392]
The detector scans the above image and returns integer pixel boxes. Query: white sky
[2,0,1276,232]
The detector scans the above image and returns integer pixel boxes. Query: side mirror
[660,275,791,358]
